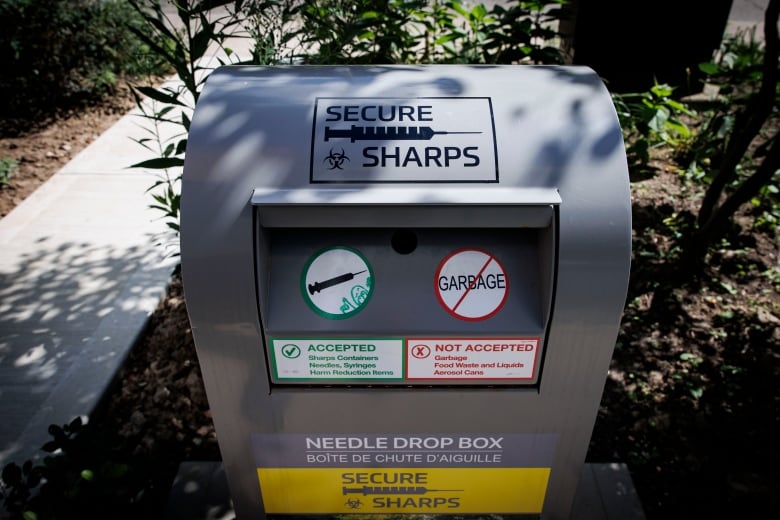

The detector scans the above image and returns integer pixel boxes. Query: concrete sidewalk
[0,95,179,466]
[0,0,259,466]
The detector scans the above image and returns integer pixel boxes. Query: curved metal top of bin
[186,65,625,191]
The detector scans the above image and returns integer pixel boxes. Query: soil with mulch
[1,82,778,519]
[0,82,139,218]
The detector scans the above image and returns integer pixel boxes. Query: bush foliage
[0,0,169,121]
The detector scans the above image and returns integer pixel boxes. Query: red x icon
[411,344,431,359]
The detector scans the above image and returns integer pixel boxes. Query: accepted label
[270,339,404,381]
[310,97,498,183]
[406,338,539,380]
[435,248,509,321]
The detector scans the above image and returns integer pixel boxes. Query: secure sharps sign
[310,97,498,183]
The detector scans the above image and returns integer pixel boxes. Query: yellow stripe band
[257,467,550,514]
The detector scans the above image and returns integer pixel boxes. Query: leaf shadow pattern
[0,237,172,467]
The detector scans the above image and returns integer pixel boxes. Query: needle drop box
[181,65,631,519]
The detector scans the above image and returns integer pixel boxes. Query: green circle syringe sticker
[301,246,374,320]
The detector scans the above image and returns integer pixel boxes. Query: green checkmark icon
[281,344,301,359]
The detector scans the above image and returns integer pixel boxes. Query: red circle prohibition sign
[434,248,509,322]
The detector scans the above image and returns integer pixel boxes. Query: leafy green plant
[0,157,17,187]
[128,0,571,253]
[422,0,568,65]
[126,0,253,254]
[766,268,780,292]
[481,0,568,65]
[281,0,568,65]
[295,0,428,64]
[677,352,706,400]
[684,24,780,237]
[675,1,780,268]
[0,0,171,120]
[439,1,495,63]
[751,182,780,231]
[245,0,304,65]
[0,417,152,520]
[613,82,695,168]
[679,28,766,184]
[700,26,766,101]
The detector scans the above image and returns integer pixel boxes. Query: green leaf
[133,86,187,107]
[434,33,461,45]
[190,20,214,63]
[181,112,191,131]
[650,83,674,98]
[80,469,94,481]
[450,1,469,17]
[157,106,175,119]
[665,120,691,137]
[471,4,487,19]
[698,62,720,75]
[130,158,185,169]
[22,512,38,520]
[648,107,670,132]
[665,99,689,113]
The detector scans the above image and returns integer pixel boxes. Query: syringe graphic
[342,486,464,496]
[325,125,481,143]
[308,270,367,295]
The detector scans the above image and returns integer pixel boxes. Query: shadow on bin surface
[181,65,631,519]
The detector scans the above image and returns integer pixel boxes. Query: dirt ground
[1,83,778,519]
[0,83,137,218]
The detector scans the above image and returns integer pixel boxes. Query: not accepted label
[406,338,539,380]
[435,248,509,321]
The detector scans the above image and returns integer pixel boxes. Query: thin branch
[697,0,779,226]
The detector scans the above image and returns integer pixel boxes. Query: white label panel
[271,338,404,381]
[311,97,498,183]
[406,338,539,380]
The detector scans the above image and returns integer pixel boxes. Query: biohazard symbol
[323,148,350,170]
[345,498,363,509]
